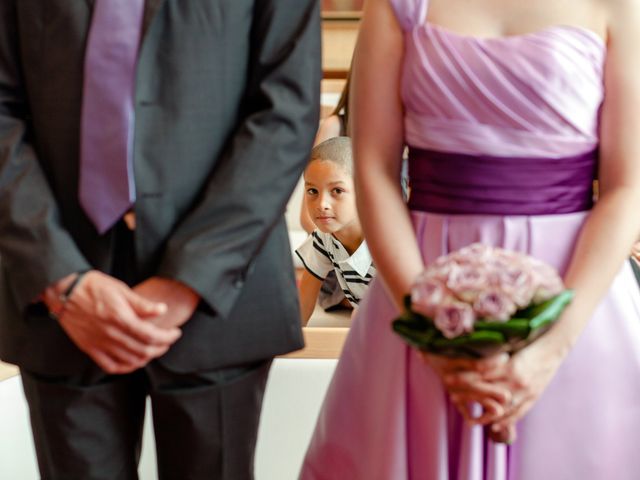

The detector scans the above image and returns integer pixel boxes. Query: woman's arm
[550,2,640,351]
[456,2,640,436]
[352,0,423,308]
[315,114,344,145]
[353,0,513,420]
[520,0,640,366]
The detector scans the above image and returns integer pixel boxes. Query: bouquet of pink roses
[392,243,574,358]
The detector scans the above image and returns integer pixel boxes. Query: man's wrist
[45,270,90,319]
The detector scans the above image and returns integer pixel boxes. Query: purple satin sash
[407,148,597,215]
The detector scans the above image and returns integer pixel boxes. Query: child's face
[304,159,360,237]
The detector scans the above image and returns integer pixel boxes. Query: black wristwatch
[48,270,91,319]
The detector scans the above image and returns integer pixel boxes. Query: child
[296,137,376,325]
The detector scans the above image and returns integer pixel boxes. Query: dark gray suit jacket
[0,0,321,374]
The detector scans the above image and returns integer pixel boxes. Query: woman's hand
[422,352,513,424]
[424,335,567,442]
[482,336,567,441]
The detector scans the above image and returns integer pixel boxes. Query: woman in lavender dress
[301,0,640,478]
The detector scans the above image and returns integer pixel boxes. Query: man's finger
[123,288,168,317]
[103,341,170,371]
[89,349,124,375]
[100,327,167,365]
[103,324,172,359]
[114,309,182,346]
[104,344,147,370]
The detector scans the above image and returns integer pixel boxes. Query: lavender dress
[300,0,640,479]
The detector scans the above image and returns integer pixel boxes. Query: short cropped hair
[308,136,353,175]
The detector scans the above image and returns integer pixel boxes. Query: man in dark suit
[0,0,320,478]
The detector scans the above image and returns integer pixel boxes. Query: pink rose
[529,259,564,304]
[454,243,493,263]
[434,301,475,339]
[413,246,566,327]
[446,264,487,303]
[484,254,513,273]
[532,275,564,304]
[427,260,459,284]
[489,265,536,308]
[473,290,517,322]
[411,276,450,318]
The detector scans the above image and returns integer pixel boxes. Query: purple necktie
[79,0,145,234]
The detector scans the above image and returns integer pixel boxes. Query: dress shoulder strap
[388,0,428,31]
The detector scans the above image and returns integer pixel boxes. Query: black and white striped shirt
[296,231,376,306]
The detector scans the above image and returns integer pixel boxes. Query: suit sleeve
[156,0,322,318]
[0,0,90,310]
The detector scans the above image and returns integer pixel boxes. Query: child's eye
[332,188,345,195]
[306,188,318,195]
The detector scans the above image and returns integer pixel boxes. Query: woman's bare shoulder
[604,0,640,32]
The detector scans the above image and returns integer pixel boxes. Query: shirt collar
[342,240,373,278]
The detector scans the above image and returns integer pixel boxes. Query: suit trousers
[20,222,273,480]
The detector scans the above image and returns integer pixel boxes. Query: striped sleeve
[295,231,334,280]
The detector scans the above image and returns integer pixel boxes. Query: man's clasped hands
[42,271,200,375]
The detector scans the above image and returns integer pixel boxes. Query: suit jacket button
[233,278,244,289]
